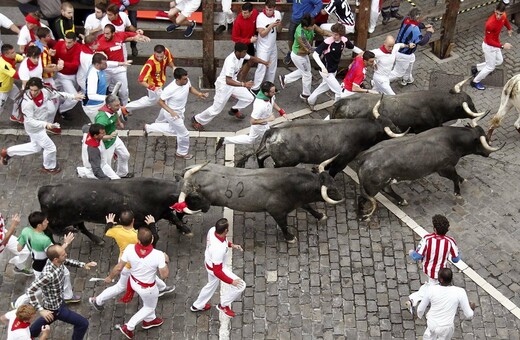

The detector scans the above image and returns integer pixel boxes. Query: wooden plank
[202,0,216,88]
[432,0,461,59]
[354,0,371,50]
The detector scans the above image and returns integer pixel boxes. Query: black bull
[179,162,343,243]
[38,178,210,245]
[331,83,486,133]
[356,126,500,220]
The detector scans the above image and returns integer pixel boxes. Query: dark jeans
[30,304,89,340]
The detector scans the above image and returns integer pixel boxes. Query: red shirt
[483,13,512,48]
[343,56,365,91]
[96,31,137,62]
[53,40,81,75]
[232,9,259,44]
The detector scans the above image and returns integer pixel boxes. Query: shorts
[170,0,201,18]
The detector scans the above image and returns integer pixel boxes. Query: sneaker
[279,75,286,89]
[131,45,138,57]
[471,81,485,90]
[184,21,196,38]
[190,303,211,312]
[158,285,176,297]
[1,148,10,165]
[89,297,104,311]
[215,137,224,153]
[166,23,180,33]
[119,324,134,339]
[40,167,62,175]
[283,52,292,65]
[143,124,148,137]
[175,153,194,160]
[121,106,129,122]
[405,299,415,317]
[228,108,245,119]
[299,94,310,101]
[9,115,23,124]
[13,267,33,276]
[64,294,81,303]
[120,172,135,179]
[142,317,163,330]
[306,99,315,111]
[47,127,62,135]
[191,116,204,131]
[471,65,478,77]
[215,24,226,35]
[216,304,236,318]
[400,78,409,86]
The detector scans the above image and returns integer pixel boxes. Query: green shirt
[292,24,315,54]
[18,227,52,260]
[95,110,118,149]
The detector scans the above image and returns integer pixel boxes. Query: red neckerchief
[379,45,391,54]
[31,91,44,107]
[1,55,17,68]
[403,18,420,26]
[11,318,31,331]
[214,232,227,243]
[85,133,100,147]
[170,201,186,212]
[263,9,274,18]
[111,15,124,27]
[135,243,153,258]
[29,28,37,43]
[26,58,38,71]
[99,104,116,115]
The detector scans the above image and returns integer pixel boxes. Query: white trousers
[194,82,254,126]
[15,266,74,307]
[55,73,79,112]
[106,67,129,105]
[372,74,396,95]
[3,235,30,270]
[77,133,120,180]
[7,130,57,169]
[284,52,312,96]
[146,112,190,155]
[409,277,439,307]
[95,267,166,306]
[474,42,503,83]
[82,102,104,123]
[0,87,19,117]
[391,52,415,82]
[253,48,278,90]
[224,124,269,145]
[125,89,162,113]
[320,23,355,34]
[102,137,130,177]
[308,71,343,105]
[126,278,159,330]
[192,267,245,309]
[423,324,455,340]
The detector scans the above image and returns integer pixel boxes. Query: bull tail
[235,152,256,168]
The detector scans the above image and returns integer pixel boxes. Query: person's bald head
[383,35,396,50]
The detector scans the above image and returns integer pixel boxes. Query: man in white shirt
[84,2,107,37]
[17,13,54,54]
[18,46,43,88]
[192,42,269,131]
[190,218,245,318]
[417,268,476,340]
[216,81,285,151]
[252,0,282,92]
[370,35,412,95]
[145,68,208,160]
[105,227,169,339]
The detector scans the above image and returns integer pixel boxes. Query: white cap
[503,0,510,5]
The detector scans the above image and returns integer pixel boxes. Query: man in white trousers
[0,213,32,276]
[192,42,269,131]
[83,53,110,123]
[370,35,413,95]
[1,77,83,173]
[145,68,208,160]
[89,211,174,312]
[106,227,169,339]
[190,218,245,318]
[76,124,120,180]
[251,0,282,93]
[215,81,285,151]
[417,268,476,340]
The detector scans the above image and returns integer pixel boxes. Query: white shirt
[371,43,405,79]
[0,13,14,50]
[22,88,75,134]
[101,12,131,32]
[256,10,281,51]
[160,78,191,117]
[204,227,229,268]
[84,13,104,36]
[417,284,474,328]
[251,95,275,120]
[217,52,251,85]
[5,310,31,340]
[18,58,43,82]
[17,24,54,48]
[78,50,119,91]
[121,244,166,283]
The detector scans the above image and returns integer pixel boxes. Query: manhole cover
[429,72,464,91]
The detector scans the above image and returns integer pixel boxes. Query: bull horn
[479,136,501,152]
[453,77,470,93]
[384,126,410,138]
[183,207,201,215]
[183,161,210,180]
[372,99,381,119]
[462,102,486,118]
[318,155,339,173]
[320,185,343,205]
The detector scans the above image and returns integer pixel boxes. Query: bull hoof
[95,239,105,246]
[183,231,194,237]
[318,214,327,222]
[359,215,371,222]
[176,225,193,235]
[454,193,463,200]
[459,178,466,184]
[516,127,520,134]
[398,200,408,206]
[285,235,297,244]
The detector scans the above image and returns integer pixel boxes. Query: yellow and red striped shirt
[137,47,174,88]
